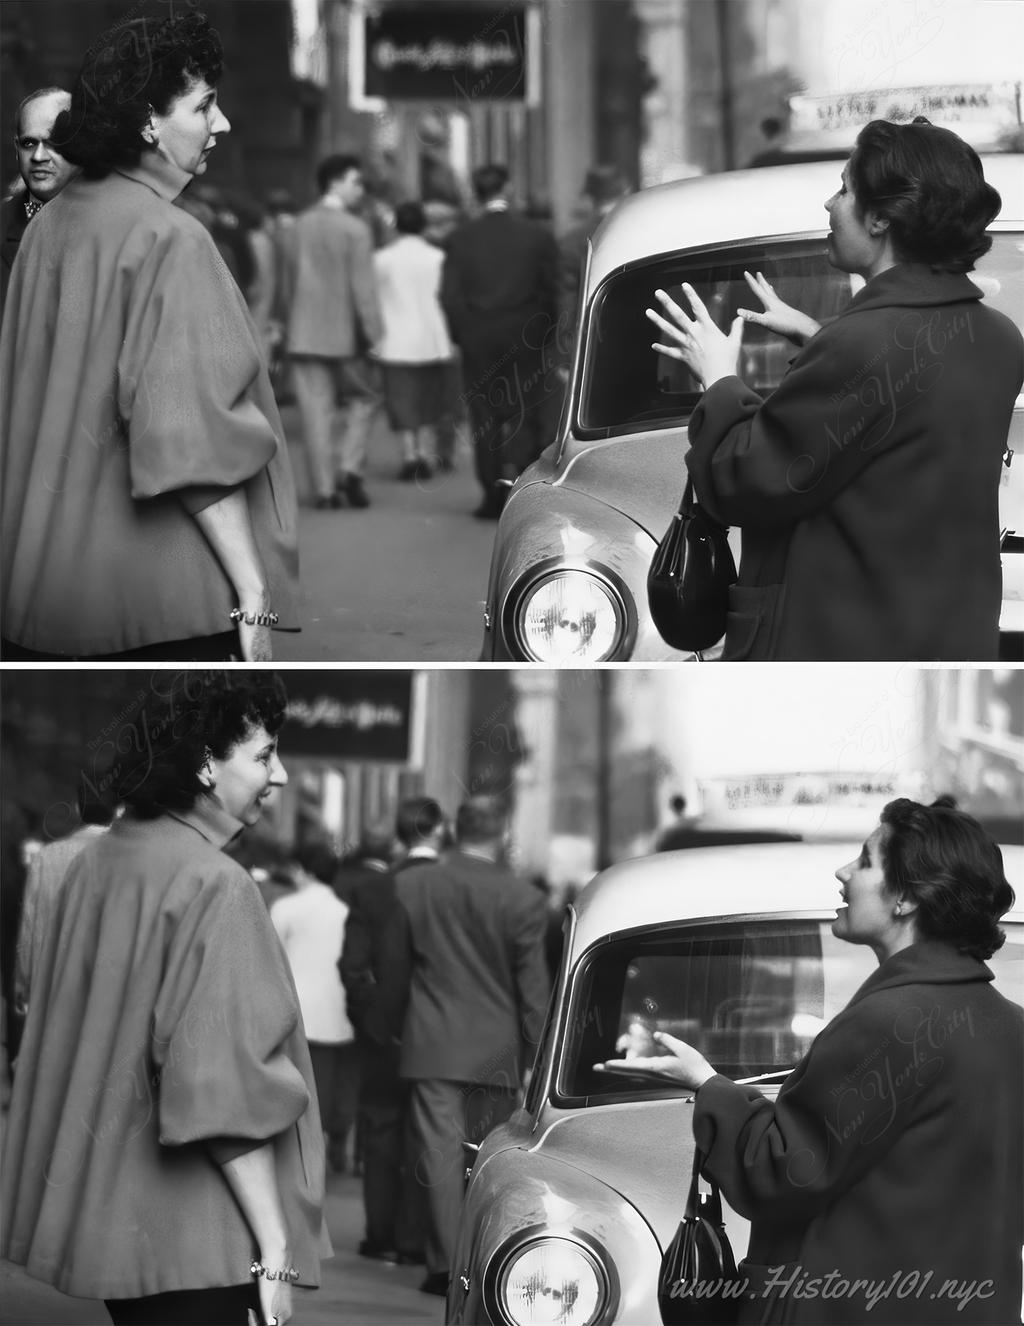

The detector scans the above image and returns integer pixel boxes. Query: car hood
[549,429,688,540]
[530,1095,774,1251]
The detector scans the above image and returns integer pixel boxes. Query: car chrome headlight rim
[485,1227,616,1326]
[501,558,636,662]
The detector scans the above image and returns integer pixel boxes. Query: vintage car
[479,153,1024,662]
[446,841,1024,1326]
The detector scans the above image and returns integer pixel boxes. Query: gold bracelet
[250,1260,299,1282]
[230,608,280,627]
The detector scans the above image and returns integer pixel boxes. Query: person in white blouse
[373,201,455,481]
[270,839,356,1175]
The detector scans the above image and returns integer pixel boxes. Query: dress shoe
[313,494,342,510]
[396,1250,425,1267]
[337,473,370,508]
[399,461,418,481]
[435,455,455,473]
[419,1272,450,1296]
[413,458,434,481]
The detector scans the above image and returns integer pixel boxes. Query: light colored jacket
[284,199,383,357]
[271,884,353,1044]
[373,234,453,364]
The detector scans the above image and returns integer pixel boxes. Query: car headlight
[505,560,635,662]
[496,1236,609,1326]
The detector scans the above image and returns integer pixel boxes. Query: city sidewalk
[0,1170,442,1326]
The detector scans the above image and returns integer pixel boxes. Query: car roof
[587,155,1024,291]
[569,842,1024,957]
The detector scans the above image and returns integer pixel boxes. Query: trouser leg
[290,357,336,500]
[408,1079,467,1277]
[337,358,381,478]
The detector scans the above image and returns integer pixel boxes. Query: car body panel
[450,843,1024,1325]
[482,155,1024,660]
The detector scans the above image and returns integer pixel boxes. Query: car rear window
[556,917,1023,1103]
[576,233,1024,440]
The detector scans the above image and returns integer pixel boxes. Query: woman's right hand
[737,270,821,347]
[255,1273,292,1326]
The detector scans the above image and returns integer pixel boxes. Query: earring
[894,902,903,916]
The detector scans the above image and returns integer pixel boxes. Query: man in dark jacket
[1,88,78,314]
[396,795,551,1295]
[441,164,559,518]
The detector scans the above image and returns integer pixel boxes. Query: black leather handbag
[658,1147,740,1326]
[647,478,737,654]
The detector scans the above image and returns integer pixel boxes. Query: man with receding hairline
[1,87,79,311]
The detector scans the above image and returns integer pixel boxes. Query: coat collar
[847,938,993,1009]
[115,150,193,203]
[846,262,985,315]
[166,795,246,849]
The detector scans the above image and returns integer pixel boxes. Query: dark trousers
[309,1039,359,1170]
[105,1284,259,1325]
[358,1042,424,1255]
[408,1078,517,1276]
[460,342,549,497]
[1,632,237,662]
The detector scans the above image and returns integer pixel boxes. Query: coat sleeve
[151,867,310,1148]
[684,313,912,530]
[116,221,280,516]
[693,992,921,1222]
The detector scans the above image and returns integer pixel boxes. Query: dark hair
[316,153,361,197]
[50,11,223,180]
[456,795,507,845]
[472,163,509,204]
[394,200,425,235]
[879,795,1015,960]
[293,837,338,884]
[582,164,627,205]
[101,671,287,819]
[396,795,444,846]
[847,117,1002,274]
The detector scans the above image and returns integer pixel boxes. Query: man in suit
[338,813,422,1265]
[1,88,78,314]
[441,164,559,518]
[397,795,551,1295]
[284,154,383,510]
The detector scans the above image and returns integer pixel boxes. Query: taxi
[446,840,1024,1326]
[479,138,1024,662]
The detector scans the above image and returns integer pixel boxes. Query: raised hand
[737,270,820,347]
[646,284,744,391]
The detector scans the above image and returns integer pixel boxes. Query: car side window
[556,919,873,1103]
[577,240,855,439]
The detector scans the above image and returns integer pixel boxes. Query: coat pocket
[721,584,785,662]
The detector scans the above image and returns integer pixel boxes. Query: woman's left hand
[597,1032,717,1090]
[646,285,744,390]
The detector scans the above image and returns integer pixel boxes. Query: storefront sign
[282,672,413,762]
[351,2,536,105]
[788,82,1021,149]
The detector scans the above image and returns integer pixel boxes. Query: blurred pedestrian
[374,201,454,481]
[394,794,446,870]
[241,196,278,359]
[13,789,116,1023]
[339,810,424,1267]
[397,796,551,1295]
[655,117,1024,660]
[422,199,466,472]
[0,672,327,1326]
[265,188,296,401]
[283,154,383,511]
[2,87,79,313]
[558,164,630,351]
[0,11,299,662]
[271,838,358,1177]
[332,819,394,907]
[441,164,559,518]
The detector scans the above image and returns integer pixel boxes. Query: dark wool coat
[685,264,1024,661]
[694,941,1024,1326]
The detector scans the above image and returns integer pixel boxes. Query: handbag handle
[685,1147,724,1226]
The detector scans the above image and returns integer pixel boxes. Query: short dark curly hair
[879,795,1015,960]
[396,795,445,846]
[94,671,287,819]
[847,117,1002,274]
[51,10,223,179]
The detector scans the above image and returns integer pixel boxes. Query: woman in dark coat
[611,797,1022,1324]
[648,118,1023,661]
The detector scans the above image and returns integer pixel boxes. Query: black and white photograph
[0,666,1022,1324]
[0,0,1022,662]
[1,1,1023,1325]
